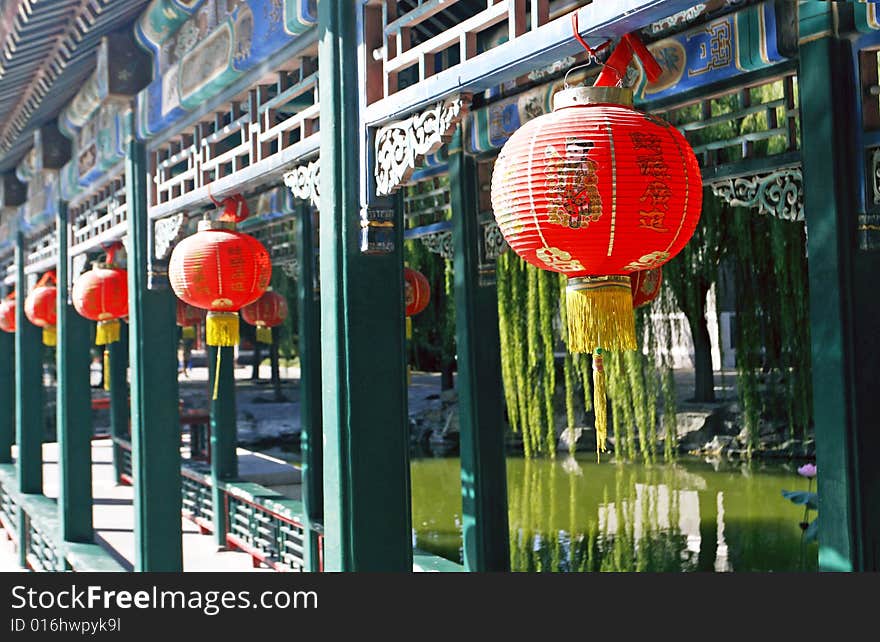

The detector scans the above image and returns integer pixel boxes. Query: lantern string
[34,270,56,288]
[100,241,124,267]
[570,12,611,61]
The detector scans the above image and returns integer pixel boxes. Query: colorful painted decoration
[404,267,431,317]
[72,247,129,345]
[24,271,58,346]
[0,293,15,333]
[490,34,702,454]
[168,200,271,349]
[241,289,288,344]
[630,268,663,309]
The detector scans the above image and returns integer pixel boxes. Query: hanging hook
[565,13,613,88]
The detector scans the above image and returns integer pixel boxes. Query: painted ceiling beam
[364,0,701,125]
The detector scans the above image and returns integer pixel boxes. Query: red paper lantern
[491,84,701,355]
[24,271,57,346]
[72,258,128,345]
[630,268,662,309]
[241,289,288,344]
[176,299,206,327]
[404,267,430,317]
[169,219,271,347]
[0,294,15,333]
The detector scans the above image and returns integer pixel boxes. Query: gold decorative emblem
[536,246,585,272]
[544,138,602,230]
[624,251,670,271]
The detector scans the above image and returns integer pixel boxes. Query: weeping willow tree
[496,251,675,460]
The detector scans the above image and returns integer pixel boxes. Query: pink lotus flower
[797,463,817,479]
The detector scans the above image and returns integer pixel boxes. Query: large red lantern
[0,293,15,333]
[25,271,57,346]
[404,267,430,317]
[490,33,702,453]
[241,289,288,344]
[72,248,128,345]
[630,268,662,309]
[169,219,271,347]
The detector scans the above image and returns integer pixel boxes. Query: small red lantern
[404,267,430,317]
[490,33,701,454]
[25,271,58,346]
[241,289,288,344]
[630,268,662,309]
[72,247,128,345]
[0,293,15,333]
[176,299,206,341]
[168,218,271,347]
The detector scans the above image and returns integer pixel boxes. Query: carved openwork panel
[375,96,468,196]
[710,168,803,222]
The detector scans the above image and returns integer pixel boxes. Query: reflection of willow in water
[510,460,718,572]
[409,456,816,571]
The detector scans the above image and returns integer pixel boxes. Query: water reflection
[410,455,817,572]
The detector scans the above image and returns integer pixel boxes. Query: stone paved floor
[0,440,270,572]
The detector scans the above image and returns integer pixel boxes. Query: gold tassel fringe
[213,347,222,401]
[96,319,120,346]
[593,349,607,461]
[406,316,412,340]
[207,312,239,347]
[256,326,273,344]
[103,349,110,392]
[42,325,56,347]
[565,276,637,354]
[182,326,196,341]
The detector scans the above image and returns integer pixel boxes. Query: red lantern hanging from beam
[72,245,128,345]
[25,271,58,346]
[0,293,15,333]
[176,298,206,341]
[630,267,662,309]
[241,289,288,344]
[490,31,702,454]
[404,267,430,317]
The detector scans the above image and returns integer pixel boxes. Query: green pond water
[411,455,818,572]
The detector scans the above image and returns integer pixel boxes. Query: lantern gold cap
[198,218,237,232]
[553,86,634,111]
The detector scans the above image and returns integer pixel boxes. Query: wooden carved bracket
[375,95,469,196]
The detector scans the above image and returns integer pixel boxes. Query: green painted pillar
[109,324,129,482]
[56,201,94,542]
[295,204,323,571]
[799,34,880,571]
[207,345,237,548]
[449,131,510,571]
[15,230,42,495]
[126,136,183,571]
[0,330,13,463]
[319,0,412,571]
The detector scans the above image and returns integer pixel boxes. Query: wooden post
[15,230,42,495]
[0,331,13,464]
[56,201,94,541]
[207,345,237,548]
[319,0,412,571]
[449,131,510,571]
[109,324,129,482]
[295,204,323,571]
[799,32,880,571]
[126,135,183,571]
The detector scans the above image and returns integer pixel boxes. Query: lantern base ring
[565,275,637,354]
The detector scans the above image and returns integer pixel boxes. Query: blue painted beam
[364,0,700,125]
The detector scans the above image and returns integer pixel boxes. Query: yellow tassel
[213,347,222,401]
[103,349,110,392]
[207,312,239,347]
[42,325,56,347]
[95,319,120,346]
[406,317,412,340]
[565,276,637,354]
[182,326,196,341]
[593,349,607,461]
[256,326,273,344]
